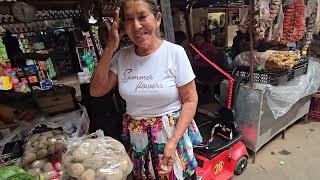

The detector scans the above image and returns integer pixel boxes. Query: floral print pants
[122,111,202,180]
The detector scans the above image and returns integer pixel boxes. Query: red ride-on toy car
[190,44,249,180]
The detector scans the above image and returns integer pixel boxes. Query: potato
[48,145,55,154]
[80,169,96,180]
[31,159,48,169]
[72,148,93,162]
[42,131,54,138]
[23,140,33,149]
[29,134,40,143]
[23,152,36,164]
[43,162,53,172]
[81,139,98,153]
[69,163,85,178]
[126,156,133,175]
[52,130,63,135]
[119,158,130,175]
[27,147,35,153]
[37,149,48,159]
[40,171,57,180]
[32,141,39,148]
[27,168,41,176]
[101,153,120,164]
[96,168,123,180]
[62,155,73,165]
[39,135,48,142]
[38,141,48,149]
[47,137,56,145]
[108,140,126,152]
[82,155,105,169]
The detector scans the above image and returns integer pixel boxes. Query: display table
[0,107,89,156]
[220,60,320,161]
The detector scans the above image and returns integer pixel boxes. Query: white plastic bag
[62,131,133,180]
[233,51,275,68]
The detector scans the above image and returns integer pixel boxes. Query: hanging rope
[189,43,234,109]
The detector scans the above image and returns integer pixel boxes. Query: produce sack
[21,128,66,179]
[62,131,133,180]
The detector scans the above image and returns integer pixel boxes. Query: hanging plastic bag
[239,9,249,32]
[259,0,271,32]
[268,4,284,42]
[232,51,275,69]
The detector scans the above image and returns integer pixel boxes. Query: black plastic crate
[234,60,309,86]
[234,69,290,86]
[288,60,309,80]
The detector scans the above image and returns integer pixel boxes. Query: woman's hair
[203,29,212,42]
[120,0,160,21]
[145,0,160,15]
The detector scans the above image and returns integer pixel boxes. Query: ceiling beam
[23,1,80,10]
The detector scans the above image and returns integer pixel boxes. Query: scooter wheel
[234,156,248,175]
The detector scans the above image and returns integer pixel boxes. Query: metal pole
[249,0,255,88]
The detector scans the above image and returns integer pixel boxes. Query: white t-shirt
[110,40,195,117]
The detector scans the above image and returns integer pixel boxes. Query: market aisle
[237,119,320,180]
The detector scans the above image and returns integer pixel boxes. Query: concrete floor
[236,118,320,180]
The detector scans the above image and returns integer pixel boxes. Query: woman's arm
[171,80,198,144]
[90,48,118,97]
[160,80,198,174]
[90,8,121,97]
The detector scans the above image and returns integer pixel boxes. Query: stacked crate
[309,91,320,119]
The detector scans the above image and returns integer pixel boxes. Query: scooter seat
[194,133,242,159]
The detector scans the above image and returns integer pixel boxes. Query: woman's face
[123,0,161,49]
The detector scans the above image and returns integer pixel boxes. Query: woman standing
[90,0,201,179]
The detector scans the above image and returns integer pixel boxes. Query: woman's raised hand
[106,7,121,53]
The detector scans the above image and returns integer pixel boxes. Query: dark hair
[203,29,212,42]
[193,32,203,41]
[174,31,187,45]
[120,0,160,21]
[236,31,250,41]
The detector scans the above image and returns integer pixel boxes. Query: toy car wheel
[234,156,248,175]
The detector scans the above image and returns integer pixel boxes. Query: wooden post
[160,0,175,43]
[186,0,196,39]
[249,0,255,88]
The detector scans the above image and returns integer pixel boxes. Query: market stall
[228,0,320,161]
[220,59,320,157]
[187,0,320,162]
